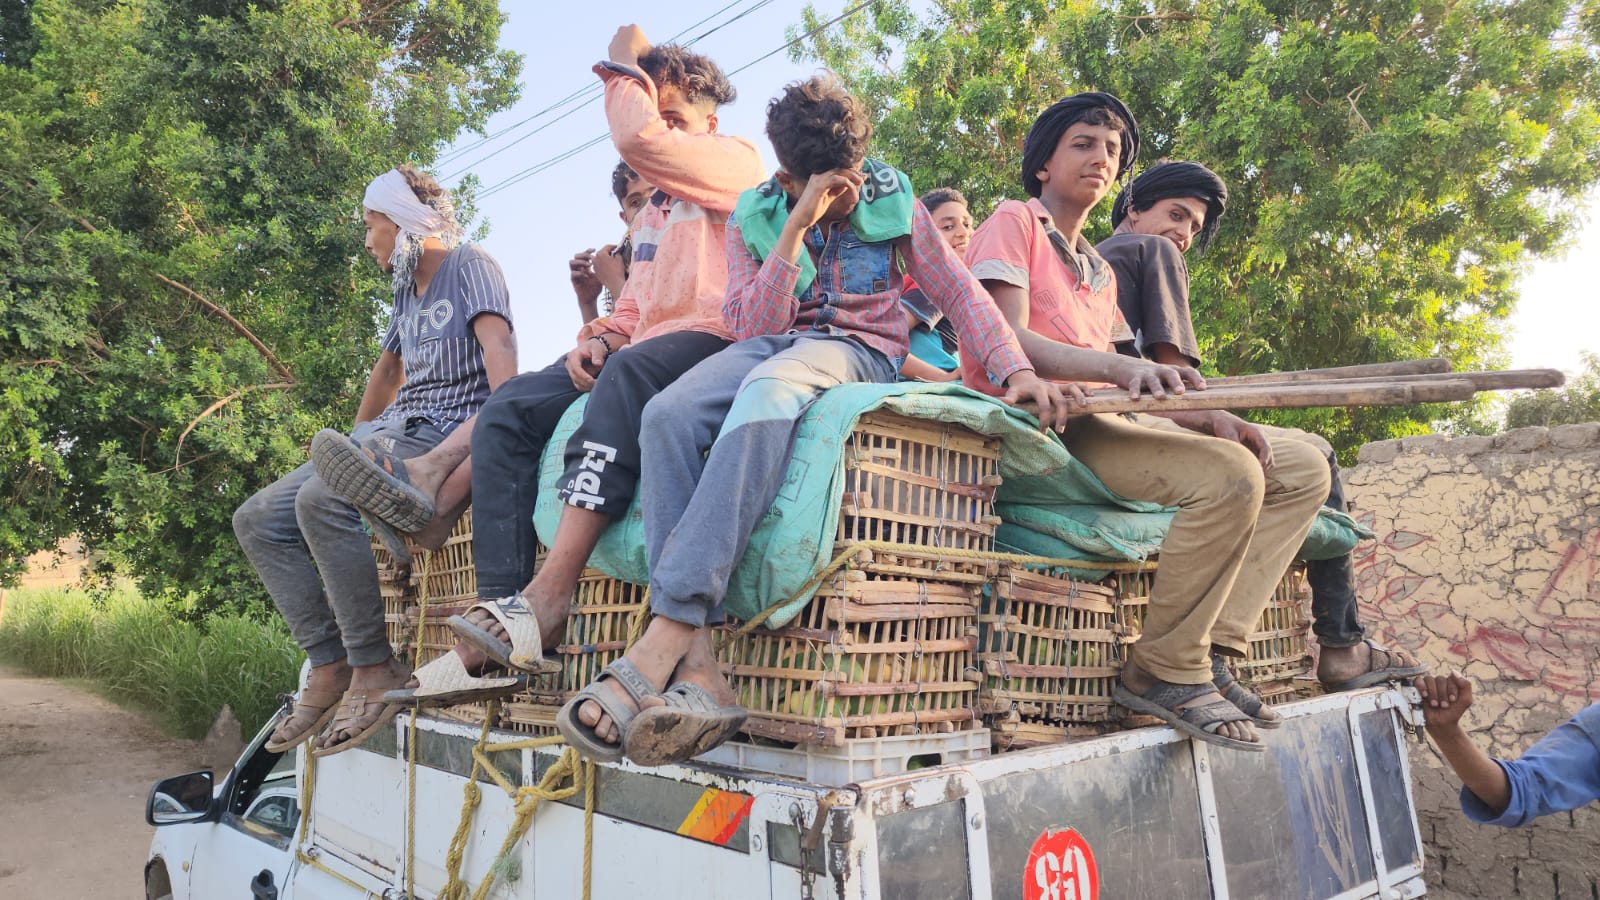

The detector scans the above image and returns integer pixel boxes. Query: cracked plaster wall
[1345,423,1600,899]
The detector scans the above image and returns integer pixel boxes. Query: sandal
[1212,653,1282,729]
[264,687,344,753]
[312,687,405,757]
[556,659,661,763]
[623,681,747,767]
[1320,639,1429,692]
[448,595,562,675]
[1113,669,1266,753]
[381,651,525,707]
[364,512,413,570]
[309,429,435,532]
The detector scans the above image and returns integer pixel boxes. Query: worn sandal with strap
[264,687,345,753]
[556,659,662,763]
[1113,674,1266,753]
[448,595,562,675]
[364,512,413,570]
[1320,639,1429,692]
[309,429,435,533]
[381,651,525,708]
[1211,653,1282,729]
[623,681,747,768]
[312,687,405,758]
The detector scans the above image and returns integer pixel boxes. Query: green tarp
[534,383,1370,629]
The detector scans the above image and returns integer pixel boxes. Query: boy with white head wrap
[233,165,517,756]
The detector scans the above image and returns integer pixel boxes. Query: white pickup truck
[145,681,1429,899]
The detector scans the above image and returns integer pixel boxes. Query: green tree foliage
[1504,351,1600,427]
[797,0,1600,455]
[0,0,519,607]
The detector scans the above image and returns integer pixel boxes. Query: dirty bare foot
[575,617,692,746]
[266,659,351,750]
[1317,639,1427,690]
[1120,658,1259,746]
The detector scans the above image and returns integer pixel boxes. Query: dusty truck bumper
[299,686,1425,899]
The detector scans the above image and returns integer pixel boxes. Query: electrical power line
[439,0,773,172]
[473,0,877,201]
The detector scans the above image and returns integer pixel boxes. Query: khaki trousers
[1061,413,1331,684]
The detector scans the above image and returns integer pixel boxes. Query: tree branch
[28,181,297,384]
[151,274,296,381]
[174,382,295,469]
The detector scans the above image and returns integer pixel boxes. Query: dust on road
[0,666,208,900]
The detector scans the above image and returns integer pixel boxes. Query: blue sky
[447,2,1598,378]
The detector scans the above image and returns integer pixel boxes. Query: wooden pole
[1204,358,1452,387]
[1038,378,1480,416]
[1081,368,1566,400]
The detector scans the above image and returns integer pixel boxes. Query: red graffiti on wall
[1354,526,1600,699]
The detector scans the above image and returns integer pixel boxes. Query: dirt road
[0,666,208,900]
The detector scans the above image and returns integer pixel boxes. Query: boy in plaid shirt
[558,74,1065,765]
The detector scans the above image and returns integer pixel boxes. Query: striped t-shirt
[378,243,513,433]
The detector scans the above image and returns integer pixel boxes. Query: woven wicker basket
[719,553,984,747]
[978,565,1122,727]
[837,412,1002,580]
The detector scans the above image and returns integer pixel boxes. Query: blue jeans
[638,334,897,627]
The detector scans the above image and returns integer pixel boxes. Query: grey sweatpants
[638,334,897,627]
[233,417,446,667]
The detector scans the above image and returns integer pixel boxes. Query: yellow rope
[404,547,433,900]
[436,707,496,900]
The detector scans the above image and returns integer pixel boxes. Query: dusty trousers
[1061,413,1331,684]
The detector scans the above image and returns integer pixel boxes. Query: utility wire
[474,0,878,201]
[439,0,769,170]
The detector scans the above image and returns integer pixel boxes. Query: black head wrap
[1110,161,1229,253]
[1020,92,1140,199]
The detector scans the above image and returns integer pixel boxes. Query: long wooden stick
[1204,358,1451,387]
[1083,368,1565,399]
[1039,378,1480,416]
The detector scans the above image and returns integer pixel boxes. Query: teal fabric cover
[533,383,1370,629]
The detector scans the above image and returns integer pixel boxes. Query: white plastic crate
[697,728,991,785]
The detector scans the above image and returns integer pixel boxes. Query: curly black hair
[920,187,968,212]
[610,160,640,204]
[766,74,871,178]
[638,44,736,107]
[395,163,446,206]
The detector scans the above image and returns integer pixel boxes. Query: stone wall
[1344,424,1600,899]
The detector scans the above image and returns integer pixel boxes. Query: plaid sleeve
[902,203,1030,385]
[723,215,802,340]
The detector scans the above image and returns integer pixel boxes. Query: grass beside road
[0,587,302,739]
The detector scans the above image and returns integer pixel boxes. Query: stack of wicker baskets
[373,411,1319,758]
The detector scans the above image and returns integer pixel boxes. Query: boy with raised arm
[960,93,1331,751]
[1101,160,1427,698]
[313,27,765,706]
[558,75,1064,765]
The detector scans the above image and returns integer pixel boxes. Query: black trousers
[1308,452,1365,648]
[469,330,730,597]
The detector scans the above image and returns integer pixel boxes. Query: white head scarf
[362,168,462,293]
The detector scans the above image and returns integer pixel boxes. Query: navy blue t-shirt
[379,243,513,433]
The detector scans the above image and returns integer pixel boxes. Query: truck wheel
[145,861,174,900]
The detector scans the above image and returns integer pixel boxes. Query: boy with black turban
[1102,160,1427,693]
[963,92,1333,751]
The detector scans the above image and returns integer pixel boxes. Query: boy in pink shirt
[963,93,1331,752]
[316,27,766,705]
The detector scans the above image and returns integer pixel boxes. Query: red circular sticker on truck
[1023,827,1099,900]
